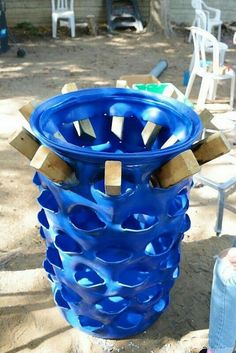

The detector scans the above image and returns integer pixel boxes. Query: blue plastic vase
[30,88,202,339]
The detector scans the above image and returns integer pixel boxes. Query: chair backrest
[190,26,220,73]
[195,9,207,30]
[191,0,202,10]
[51,0,74,11]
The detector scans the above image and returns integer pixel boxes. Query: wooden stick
[105,160,122,196]
[53,131,66,142]
[8,127,40,160]
[73,119,96,139]
[160,134,178,149]
[111,116,125,140]
[19,101,38,122]
[80,119,96,138]
[192,132,231,165]
[153,150,200,188]
[141,121,162,147]
[61,82,78,94]
[30,145,74,183]
[73,121,82,137]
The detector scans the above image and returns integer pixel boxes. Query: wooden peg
[152,150,200,188]
[141,121,162,147]
[8,127,40,160]
[61,82,78,94]
[53,131,66,142]
[19,101,38,122]
[73,121,82,137]
[160,134,178,149]
[111,116,125,140]
[192,132,231,165]
[198,108,216,130]
[116,80,128,88]
[73,119,96,139]
[80,119,96,138]
[105,160,122,196]
[30,145,74,183]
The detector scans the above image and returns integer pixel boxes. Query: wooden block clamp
[105,160,122,196]
[141,121,162,148]
[8,127,40,160]
[192,132,231,165]
[19,101,38,122]
[30,145,74,183]
[198,108,217,130]
[61,82,78,94]
[151,133,230,188]
[152,150,200,188]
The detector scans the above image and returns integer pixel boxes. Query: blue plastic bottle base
[31,88,202,339]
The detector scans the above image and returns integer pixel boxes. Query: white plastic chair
[189,10,228,72]
[189,0,222,41]
[194,151,236,236]
[185,27,235,110]
[51,0,75,38]
[234,32,236,45]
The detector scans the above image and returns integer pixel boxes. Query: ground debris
[0,248,21,267]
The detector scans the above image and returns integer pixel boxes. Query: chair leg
[189,55,194,72]
[70,16,76,38]
[217,24,221,42]
[136,20,143,33]
[188,31,192,43]
[214,190,225,236]
[196,76,210,110]
[185,71,196,98]
[188,18,196,43]
[208,79,218,101]
[52,17,57,38]
[229,75,235,110]
[208,23,213,35]
[219,48,226,67]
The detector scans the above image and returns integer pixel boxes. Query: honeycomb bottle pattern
[31,88,202,338]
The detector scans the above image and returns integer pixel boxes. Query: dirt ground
[0,27,236,353]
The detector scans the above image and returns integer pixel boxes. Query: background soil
[0,27,236,353]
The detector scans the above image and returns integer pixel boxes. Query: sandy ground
[0,28,236,353]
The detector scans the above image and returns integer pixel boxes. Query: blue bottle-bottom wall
[35,170,191,339]
[30,88,202,338]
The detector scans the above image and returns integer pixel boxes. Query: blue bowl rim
[30,87,203,162]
